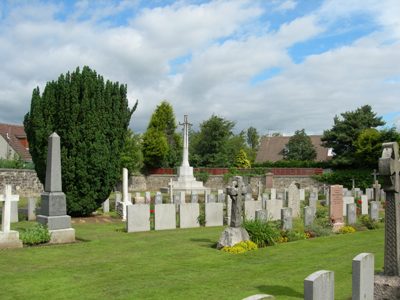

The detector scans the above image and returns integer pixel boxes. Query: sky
[0,0,399,136]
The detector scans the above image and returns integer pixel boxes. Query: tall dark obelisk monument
[37,132,75,243]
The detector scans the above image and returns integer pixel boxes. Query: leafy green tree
[235,149,251,168]
[24,66,136,216]
[142,101,181,169]
[120,129,143,174]
[354,127,400,167]
[284,129,317,161]
[192,115,235,167]
[321,105,385,166]
[246,127,259,150]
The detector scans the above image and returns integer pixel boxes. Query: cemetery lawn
[1,222,383,300]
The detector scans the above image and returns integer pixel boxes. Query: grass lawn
[0,222,383,300]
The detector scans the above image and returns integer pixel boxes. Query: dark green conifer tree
[24,66,136,216]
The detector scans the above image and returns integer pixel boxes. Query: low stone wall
[0,169,43,197]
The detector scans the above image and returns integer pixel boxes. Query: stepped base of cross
[374,274,400,299]
[216,227,250,249]
[0,231,23,249]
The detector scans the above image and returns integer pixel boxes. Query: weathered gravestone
[265,198,283,221]
[330,185,344,231]
[369,201,379,221]
[10,201,18,223]
[0,184,22,248]
[102,198,110,213]
[205,203,223,227]
[288,182,300,217]
[346,203,357,225]
[270,188,276,200]
[281,208,292,230]
[217,176,250,249]
[255,209,268,222]
[244,200,262,221]
[361,195,368,215]
[343,196,354,216]
[353,253,374,300]
[304,206,314,227]
[304,270,334,300]
[28,197,37,221]
[36,132,75,243]
[374,142,400,298]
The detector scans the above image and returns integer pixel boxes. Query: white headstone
[361,195,368,215]
[179,203,200,228]
[288,182,300,218]
[102,198,110,213]
[304,270,334,300]
[28,197,36,221]
[205,203,223,227]
[126,204,150,232]
[352,253,374,300]
[343,196,354,216]
[244,200,262,221]
[155,204,176,230]
[270,188,276,200]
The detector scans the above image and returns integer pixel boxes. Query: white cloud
[275,0,297,12]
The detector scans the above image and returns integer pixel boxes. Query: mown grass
[0,222,383,300]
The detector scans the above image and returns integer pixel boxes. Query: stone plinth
[0,231,23,248]
[48,228,75,244]
[374,275,400,300]
[217,227,250,249]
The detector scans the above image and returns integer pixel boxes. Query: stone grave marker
[365,188,374,201]
[309,196,317,216]
[155,204,176,230]
[190,191,198,203]
[205,203,223,227]
[10,201,18,223]
[304,206,314,227]
[346,203,357,225]
[300,189,305,201]
[276,191,284,200]
[208,193,216,203]
[288,182,300,217]
[262,193,269,209]
[270,188,276,200]
[257,181,262,201]
[217,192,225,203]
[330,185,344,230]
[343,196,354,216]
[36,132,75,243]
[245,193,253,202]
[244,200,262,221]
[102,198,110,213]
[126,204,150,232]
[265,199,283,221]
[304,270,334,300]
[369,201,379,221]
[281,208,292,230]
[179,203,200,228]
[361,195,368,215]
[179,191,186,204]
[0,184,22,248]
[255,209,268,222]
[154,193,163,205]
[145,191,151,204]
[28,197,36,221]
[353,253,374,300]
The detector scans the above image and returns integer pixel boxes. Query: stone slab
[353,253,374,300]
[343,196,354,216]
[330,185,344,224]
[155,204,176,230]
[217,227,250,249]
[102,199,110,213]
[28,197,36,221]
[126,204,150,232]
[49,228,75,244]
[374,274,400,300]
[304,270,334,300]
[40,192,67,216]
[11,201,18,223]
[346,203,357,225]
[179,203,199,228]
[244,200,262,221]
[265,199,283,221]
[361,195,368,215]
[205,203,223,227]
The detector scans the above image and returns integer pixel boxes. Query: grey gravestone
[309,196,317,216]
[208,194,216,203]
[28,197,36,221]
[281,208,292,230]
[346,203,357,225]
[154,193,163,205]
[36,133,75,243]
[369,201,379,221]
[126,204,150,232]
[102,198,110,213]
[217,193,225,203]
[190,192,198,203]
[179,203,199,228]
[205,203,223,227]
[288,182,300,218]
[255,209,268,223]
[304,270,334,300]
[217,176,250,249]
[155,204,176,230]
[343,196,354,216]
[244,200,262,221]
[261,193,269,210]
[270,188,276,200]
[276,192,284,200]
[304,206,314,227]
[353,253,374,300]
[265,199,283,221]
[366,188,374,200]
[11,201,18,223]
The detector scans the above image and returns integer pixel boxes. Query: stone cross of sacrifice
[379,142,400,276]
[0,185,19,233]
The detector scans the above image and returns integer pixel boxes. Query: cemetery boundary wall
[0,169,320,197]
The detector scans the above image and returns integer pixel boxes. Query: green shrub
[197,211,205,226]
[281,230,308,242]
[243,220,280,247]
[20,224,51,245]
[358,215,380,230]
[221,240,258,254]
[313,169,374,189]
[194,171,209,183]
[305,223,332,237]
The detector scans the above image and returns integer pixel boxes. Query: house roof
[255,135,331,163]
[0,123,32,162]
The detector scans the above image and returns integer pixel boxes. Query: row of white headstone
[126,202,224,233]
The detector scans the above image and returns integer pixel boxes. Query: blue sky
[0,0,399,134]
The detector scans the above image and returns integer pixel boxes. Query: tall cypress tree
[24,66,136,216]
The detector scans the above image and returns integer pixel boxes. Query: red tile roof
[0,123,32,162]
[255,135,332,163]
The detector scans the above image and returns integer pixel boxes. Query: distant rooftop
[0,123,32,162]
